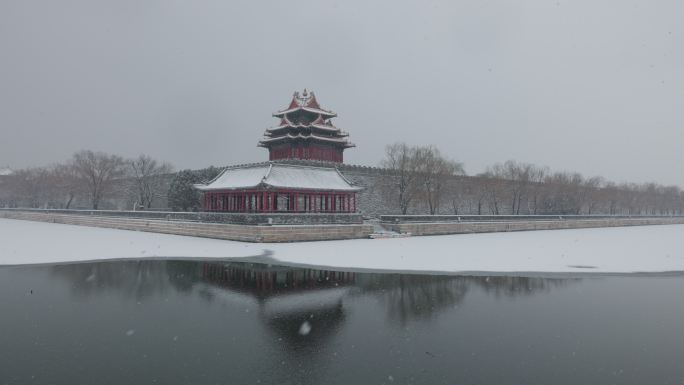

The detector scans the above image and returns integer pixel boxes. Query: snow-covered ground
[1,218,683,273]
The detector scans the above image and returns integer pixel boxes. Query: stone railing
[380,214,684,236]
[0,209,373,243]
[0,208,363,225]
[380,214,684,223]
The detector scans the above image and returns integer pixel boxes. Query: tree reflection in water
[354,274,578,325]
[49,259,578,332]
[42,260,582,384]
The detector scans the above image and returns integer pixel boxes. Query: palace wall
[380,215,684,236]
[0,209,373,242]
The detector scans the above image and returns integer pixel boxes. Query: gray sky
[1,0,682,186]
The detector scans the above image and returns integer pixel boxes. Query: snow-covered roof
[273,106,336,118]
[194,163,362,192]
[0,167,13,176]
[260,133,347,142]
[266,122,344,134]
[258,133,355,148]
[272,90,337,118]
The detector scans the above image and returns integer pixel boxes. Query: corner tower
[258,90,354,163]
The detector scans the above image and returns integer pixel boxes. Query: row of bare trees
[380,144,684,216]
[380,143,465,214]
[0,151,173,210]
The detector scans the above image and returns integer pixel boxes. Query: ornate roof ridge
[273,90,336,117]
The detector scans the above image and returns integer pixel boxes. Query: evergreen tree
[167,167,221,211]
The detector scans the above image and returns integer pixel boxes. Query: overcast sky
[1,0,682,185]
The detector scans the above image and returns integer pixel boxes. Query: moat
[1,260,683,384]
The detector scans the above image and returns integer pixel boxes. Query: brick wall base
[382,217,684,236]
[0,210,373,243]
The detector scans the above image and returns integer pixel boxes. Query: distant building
[194,90,361,213]
[0,166,13,176]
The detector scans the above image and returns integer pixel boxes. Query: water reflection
[11,261,683,385]
[49,260,576,326]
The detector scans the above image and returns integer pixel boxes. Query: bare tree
[128,154,173,209]
[527,166,549,214]
[72,150,127,209]
[414,146,465,214]
[8,167,51,208]
[381,143,421,214]
[50,163,83,209]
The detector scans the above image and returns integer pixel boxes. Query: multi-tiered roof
[258,90,354,163]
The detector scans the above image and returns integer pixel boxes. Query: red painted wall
[268,143,343,163]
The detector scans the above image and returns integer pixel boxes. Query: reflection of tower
[200,261,353,385]
[200,262,355,300]
[199,262,353,349]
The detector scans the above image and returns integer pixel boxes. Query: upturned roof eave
[194,182,360,193]
[272,106,337,118]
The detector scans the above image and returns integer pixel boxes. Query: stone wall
[379,214,679,223]
[0,208,363,225]
[337,164,400,217]
[0,210,373,243]
[381,216,684,236]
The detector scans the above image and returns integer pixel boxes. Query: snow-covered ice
[1,218,684,273]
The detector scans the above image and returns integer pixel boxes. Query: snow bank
[1,218,683,273]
